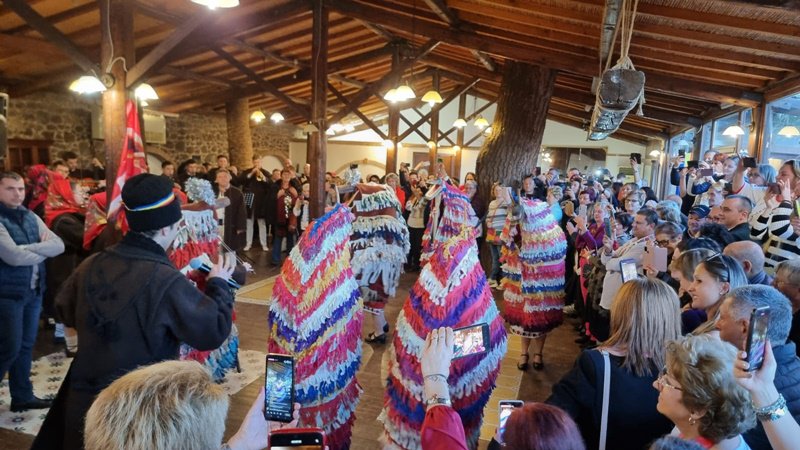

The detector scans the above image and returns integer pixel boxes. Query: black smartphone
[452,323,489,359]
[620,258,638,283]
[743,157,757,168]
[498,400,524,444]
[535,166,542,176]
[698,168,714,177]
[687,160,699,169]
[269,428,326,449]
[677,150,685,159]
[603,217,613,238]
[746,307,770,372]
[265,353,295,423]
[630,153,642,164]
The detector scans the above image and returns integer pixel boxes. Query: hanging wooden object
[588,0,645,141]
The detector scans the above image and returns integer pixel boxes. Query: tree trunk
[476,62,556,204]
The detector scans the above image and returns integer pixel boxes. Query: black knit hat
[122,173,182,232]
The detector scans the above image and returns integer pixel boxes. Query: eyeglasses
[656,367,682,391]
[655,239,671,247]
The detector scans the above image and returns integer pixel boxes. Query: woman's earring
[688,414,698,426]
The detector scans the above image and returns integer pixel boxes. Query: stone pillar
[225,98,253,169]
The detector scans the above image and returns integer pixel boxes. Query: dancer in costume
[500,197,567,371]
[381,181,507,450]
[268,204,363,450]
[350,183,410,344]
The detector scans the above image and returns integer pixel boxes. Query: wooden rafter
[4,0,100,75]
[212,47,310,120]
[421,0,496,72]
[328,83,388,140]
[161,66,233,88]
[399,80,479,141]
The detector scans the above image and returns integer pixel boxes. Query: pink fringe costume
[500,198,567,337]
[381,182,507,450]
[268,204,363,450]
[350,183,410,314]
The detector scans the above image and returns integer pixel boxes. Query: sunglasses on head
[704,252,731,282]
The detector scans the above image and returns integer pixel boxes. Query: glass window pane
[763,93,800,165]
[713,113,738,151]
[738,109,752,155]
[701,122,712,154]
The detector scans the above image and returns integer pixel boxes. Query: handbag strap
[599,350,611,450]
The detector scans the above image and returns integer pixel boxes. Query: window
[763,92,800,166]
[697,109,753,157]
[668,129,696,158]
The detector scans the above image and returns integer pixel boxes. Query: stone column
[225,98,253,169]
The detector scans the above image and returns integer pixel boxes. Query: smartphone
[577,204,588,217]
[698,168,714,177]
[603,217,613,238]
[745,307,770,372]
[677,150,685,159]
[265,353,295,423]
[795,199,800,217]
[743,157,757,168]
[687,160,699,169]
[269,428,326,449]
[452,323,489,359]
[535,166,542,176]
[644,244,668,273]
[498,400,524,444]
[619,258,638,283]
[630,153,642,164]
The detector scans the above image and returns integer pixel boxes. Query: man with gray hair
[723,241,773,286]
[774,259,800,355]
[716,285,800,450]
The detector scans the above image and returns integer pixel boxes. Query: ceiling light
[421,90,443,106]
[383,139,394,149]
[395,84,416,100]
[344,123,355,133]
[250,111,266,123]
[190,0,239,8]
[69,75,107,94]
[453,118,467,128]
[453,145,461,152]
[270,112,284,123]
[383,88,399,102]
[649,150,661,158]
[778,125,800,137]
[474,116,489,130]
[397,142,403,150]
[427,141,436,149]
[484,126,492,135]
[722,125,745,137]
[331,123,345,133]
[302,123,319,133]
[326,127,336,136]
[134,83,158,101]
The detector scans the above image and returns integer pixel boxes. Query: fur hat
[122,174,182,231]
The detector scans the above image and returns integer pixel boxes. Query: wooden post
[428,71,440,169]
[225,98,254,169]
[454,92,466,179]
[386,46,400,174]
[307,0,328,218]
[749,103,764,160]
[101,0,134,206]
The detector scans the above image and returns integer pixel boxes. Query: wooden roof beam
[160,66,233,88]
[212,47,310,120]
[399,79,479,141]
[357,20,397,41]
[422,0,497,72]
[328,83,388,140]
[126,11,217,88]
[4,2,98,34]
[598,0,622,63]
[3,0,101,75]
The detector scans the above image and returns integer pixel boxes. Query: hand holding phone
[452,323,489,359]
[746,307,770,372]
[644,243,668,273]
[743,157,757,169]
[496,400,524,445]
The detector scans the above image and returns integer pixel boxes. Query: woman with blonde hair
[656,334,756,449]
[548,278,681,450]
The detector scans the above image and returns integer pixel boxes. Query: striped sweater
[751,200,800,270]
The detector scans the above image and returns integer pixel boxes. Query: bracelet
[753,393,787,421]
[424,373,448,382]
[425,393,452,409]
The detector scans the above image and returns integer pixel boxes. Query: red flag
[108,100,149,228]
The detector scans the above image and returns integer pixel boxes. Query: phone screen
[699,168,714,177]
[577,204,588,217]
[498,401,523,444]
[743,157,757,168]
[265,354,295,423]
[631,153,642,164]
[746,307,770,372]
[678,150,685,158]
[687,160,699,169]
[794,199,800,217]
[603,218,613,238]
[269,429,325,449]
[535,166,542,176]
[620,259,638,283]
[452,323,489,359]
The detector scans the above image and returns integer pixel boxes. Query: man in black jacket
[716,285,800,450]
[33,174,236,450]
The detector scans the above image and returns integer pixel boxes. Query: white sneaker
[488,279,498,289]
[262,245,269,251]
[243,245,252,251]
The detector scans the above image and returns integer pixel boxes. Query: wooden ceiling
[1,0,799,145]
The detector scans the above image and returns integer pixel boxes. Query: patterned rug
[236,276,277,306]
[0,349,266,436]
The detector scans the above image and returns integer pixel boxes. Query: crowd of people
[2,148,800,450]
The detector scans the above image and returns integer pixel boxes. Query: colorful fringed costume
[169,178,240,381]
[381,182,507,450]
[350,183,410,313]
[268,204,363,450]
[500,198,567,337]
